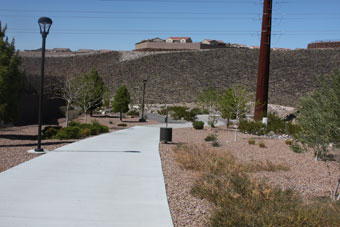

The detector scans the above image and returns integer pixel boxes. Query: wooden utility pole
[254,0,273,121]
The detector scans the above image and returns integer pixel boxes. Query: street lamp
[139,79,147,122]
[35,17,52,152]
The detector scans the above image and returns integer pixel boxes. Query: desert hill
[20,48,340,107]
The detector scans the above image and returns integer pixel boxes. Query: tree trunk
[84,112,87,123]
[90,109,93,117]
[120,112,122,122]
[66,102,71,127]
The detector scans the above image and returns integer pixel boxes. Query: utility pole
[254,0,273,121]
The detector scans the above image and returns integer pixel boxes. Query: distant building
[202,39,225,46]
[166,37,192,43]
[53,48,71,52]
[308,41,340,49]
[77,49,97,53]
[136,37,165,44]
[250,46,260,49]
[272,48,291,51]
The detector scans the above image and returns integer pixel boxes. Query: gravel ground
[0,114,158,173]
[159,126,340,227]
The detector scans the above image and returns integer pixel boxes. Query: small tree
[76,68,105,123]
[0,22,23,123]
[112,85,131,121]
[218,88,235,128]
[219,85,252,141]
[197,87,219,127]
[295,69,340,200]
[58,75,83,127]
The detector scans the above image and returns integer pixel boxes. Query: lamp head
[38,17,52,37]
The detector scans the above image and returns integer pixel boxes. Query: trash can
[160,127,172,143]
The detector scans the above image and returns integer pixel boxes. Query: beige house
[166,37,192,43]
[202,39,225,46]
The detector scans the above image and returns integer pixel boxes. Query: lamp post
[139,79,147,122]
[35,17,52,152]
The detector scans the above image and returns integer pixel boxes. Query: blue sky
[1,0,339,51]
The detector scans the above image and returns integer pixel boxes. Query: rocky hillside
[20,48,340,107]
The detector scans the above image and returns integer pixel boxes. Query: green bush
[42,126,62,139]
[56,126,81,139]
[193,121,204,130]
[127,109,139,117]
[169,106,189,120]
[239,113,299,137]
[239,120,266,135]
[55,121,109,140]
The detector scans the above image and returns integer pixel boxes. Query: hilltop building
[308,41,340,49]
[135,37,236,51]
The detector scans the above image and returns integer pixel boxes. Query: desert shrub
[290,141,306,153]
[248,139,256,145]
[239,120,266,135]
[239,113,299,137]
[157,107,167,116]
[117,123,127,127]
[212,141,220,147]
[246,160,290,172]
[177,145,340,226]
[169,106,188,120]
[208,115,218,128]
[173,144,235,172]
[56,126,81,139]
[259,141,266,148]
[285,140,293,145]
[42,126,62,139]
[205,134,217,142]
[127,109,139,117]
[193,121,204,130]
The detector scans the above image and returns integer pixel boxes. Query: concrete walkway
[0,126,173,227]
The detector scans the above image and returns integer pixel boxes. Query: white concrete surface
[0,126,173,227]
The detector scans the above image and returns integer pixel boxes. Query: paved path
[0,126,173,227]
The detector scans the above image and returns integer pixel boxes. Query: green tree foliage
[76,68,105,122]
[112,85,131,121]
[219,85,253,141]
[296,69,340,200]
[218,88,235,127]
[0,22,23,123]
[196,87,219,113]
[297,69,340,160]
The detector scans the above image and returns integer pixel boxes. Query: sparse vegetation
[193,121,204,130]
[205,134,217,142]
[259,141,266,148]
[248,139,256,145]
[174,144,340,226]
